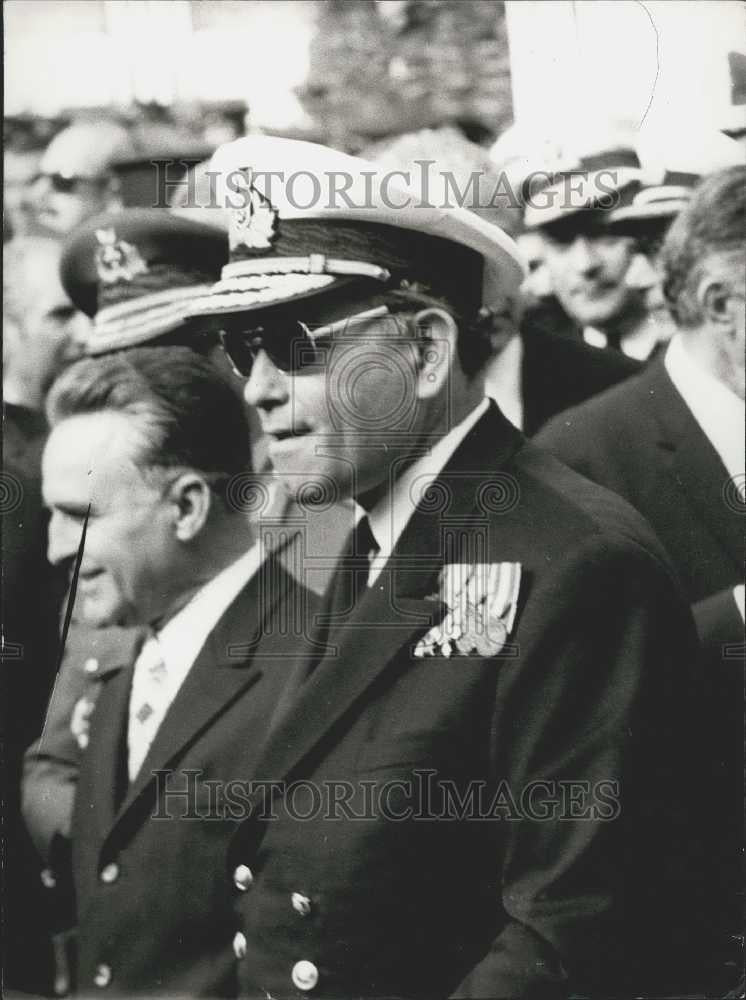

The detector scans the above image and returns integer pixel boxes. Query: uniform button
[84,658,99,674]
[40,867,57,889]
[233,864,254,890]
[291,892,312,916]
[291,960,319,991]
[93,964,111,988]
[100,863,119,884]
[232,931,247,960]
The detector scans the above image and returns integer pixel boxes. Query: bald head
[3,236,89,407]
[33,120,137,235]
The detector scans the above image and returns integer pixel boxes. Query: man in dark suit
[483,317,641,435]
[537,165,744,669]
[537,165,745,995]
[40,346,316,996]
[182,135,706,997]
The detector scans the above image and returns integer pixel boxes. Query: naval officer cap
[183,135,524,326]
[60,208,228,355]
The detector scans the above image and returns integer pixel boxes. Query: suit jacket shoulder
[535,358,742,600]
[521,325,642,435]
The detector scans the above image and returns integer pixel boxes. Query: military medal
[414,561,521,658]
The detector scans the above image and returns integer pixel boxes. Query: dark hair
[46,346,252,480]
[661,165,746,327]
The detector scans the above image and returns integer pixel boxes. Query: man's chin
[77,596,129,630]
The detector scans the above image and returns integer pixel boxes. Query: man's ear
[699,277,735,328]
[411,307,459,400]
[168,473,212,542]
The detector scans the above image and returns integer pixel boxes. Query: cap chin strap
[221,255,391,283]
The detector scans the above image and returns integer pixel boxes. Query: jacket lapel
[251,401,524,789]
[82,632,145,842]
[113,554,297,821]
[646,359,741,570]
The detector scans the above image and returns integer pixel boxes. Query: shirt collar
[583,322,662,361]
[482,333,523,430]
[365,397,490,583]
[664,333,745,480]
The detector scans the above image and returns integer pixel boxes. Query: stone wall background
[302,0,512,148]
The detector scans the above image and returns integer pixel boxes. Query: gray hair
[661,165,746,328]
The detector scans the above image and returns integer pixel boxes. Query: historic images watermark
[153,160,625,214]
[151,768,621,823]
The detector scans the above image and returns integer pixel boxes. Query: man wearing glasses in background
[182,136,710,998]
[31,119,136,236]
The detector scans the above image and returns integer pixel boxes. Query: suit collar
[641,357,742,566]
[249,401,523,794]
[367,397,491,578]
[88,555,296,836]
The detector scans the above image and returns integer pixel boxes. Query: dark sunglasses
[220,305,401,377]
[32,171,106,194]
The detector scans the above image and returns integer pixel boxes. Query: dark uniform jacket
[70,557,318,997]
[519,323,642,435]
[3,403,66,995]
[535,358,745,992]
[224,402,705,999]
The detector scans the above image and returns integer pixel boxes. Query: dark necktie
[323,515,379,629]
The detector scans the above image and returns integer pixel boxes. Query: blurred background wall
[5,0,744,146]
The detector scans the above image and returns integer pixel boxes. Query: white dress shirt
[664,334,745,481]
[482,334,523,430]
[127,542,264,780]
[365,397,490,586]
[583,322,662,361]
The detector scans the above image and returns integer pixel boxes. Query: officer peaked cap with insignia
[60,208,228,355]
[183,135,524,324]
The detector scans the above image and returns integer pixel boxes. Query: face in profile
[3,238,89,395]
[540,216,638,329]
[42,411,180,627]
[241,301,426,504]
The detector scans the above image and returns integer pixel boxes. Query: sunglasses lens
[267,322,322,372]
[220,330,259,377]
[222,321,322,376]
[53,174,79,193]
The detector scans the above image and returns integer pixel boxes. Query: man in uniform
[183,135,705,998]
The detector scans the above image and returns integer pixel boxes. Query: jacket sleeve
[21,645,90,864]
[454,537,706,997]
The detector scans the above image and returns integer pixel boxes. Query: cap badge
[94,228,148,285]
[230,167,278,253]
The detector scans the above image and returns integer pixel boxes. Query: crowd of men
[2,113,744,999]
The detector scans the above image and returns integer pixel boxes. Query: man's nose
[47,510,83,566]
[568,235,601,275]
[243,348,289,410]
[625,251,659,291]
[31,175,52,205]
